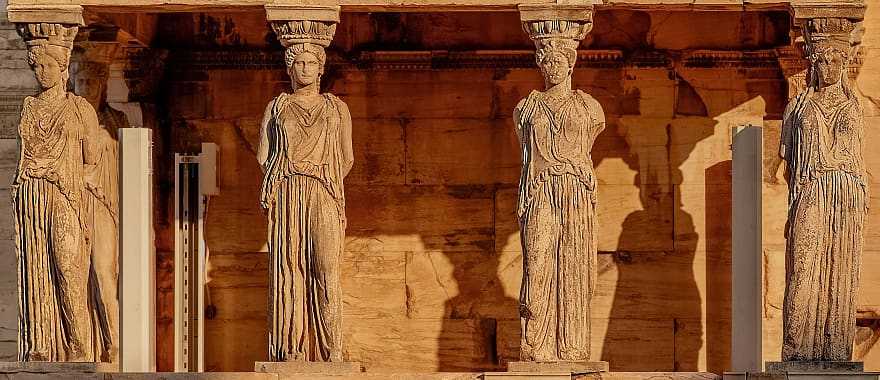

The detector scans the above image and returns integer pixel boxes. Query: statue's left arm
[337,99,354,177]
[581,92,606,136]
[78,98,101,166]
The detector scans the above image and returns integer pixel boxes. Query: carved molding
[165,49,784,71]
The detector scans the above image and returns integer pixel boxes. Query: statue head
[285,43,326,88]
[809,42,847,88]
[521,14,590,89]
[535,39,577,86]
[27,44,71,91]
[803,18,859,92]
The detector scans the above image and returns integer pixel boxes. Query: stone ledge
[508,361,609,374]
[766,361,865,373]
[0,362,101,373]
[254,361,363,374]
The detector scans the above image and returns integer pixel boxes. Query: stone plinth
[255,361,363,374]
[508,361,609,374]
[484,373,570,380]
[723,373,880,380]
[0,362,102,373]
[765,361,865,373]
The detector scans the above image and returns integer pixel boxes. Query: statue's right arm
[256,100,274,172]
[780,98,797,160]
[513,98,527,143]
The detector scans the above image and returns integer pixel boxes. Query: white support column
[118,128,156,372]
[730,125,763,372]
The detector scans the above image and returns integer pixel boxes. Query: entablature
[4,0,854,13]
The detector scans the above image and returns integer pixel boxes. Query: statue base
[0,362,115,373]
[765,361,864,372]
[725,362,873,380]
[255,361,363,374]
[507,360,609,373]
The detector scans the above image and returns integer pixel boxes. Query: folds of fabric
[782,170,866,361]
[267,174,344,362]
[519,174,597,362]
[15,178,93,361]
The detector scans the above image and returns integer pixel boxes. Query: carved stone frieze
[165,48,783,71]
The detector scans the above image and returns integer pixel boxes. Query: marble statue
[258,18,353,362]
[72,43,124,363]
[13,22,98,362]
[515,11,605,362]
[780,17,868,362]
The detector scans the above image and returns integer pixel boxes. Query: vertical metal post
[730,125,763,372]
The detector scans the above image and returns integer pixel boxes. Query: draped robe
[14,93,95,361]
[260,93,348,362]
[780,89,868,361]
[514,89,605,361]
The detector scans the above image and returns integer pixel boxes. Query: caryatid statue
[258,5,353,362]
[72,41,125,363]
[13,21,99,361]
[780,17,868,363]
[515,5,605,363]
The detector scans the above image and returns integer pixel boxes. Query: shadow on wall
[166,64,751,372]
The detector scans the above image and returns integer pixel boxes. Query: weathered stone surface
[0,362,100,373]
[346,185,495,253]
[255,361,362,374]
[495,184,673,254]
[344,317,497,372]
[595,373,721,380]
[507,361,608,373]
[496,318,674,372]
[778,16,868,363]
[406,119,520,185]
[483,373,569,380]
[766,361,865,373]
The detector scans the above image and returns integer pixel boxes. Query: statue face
[289,51,322,87]
[538,50,571,86]
[30,53,64,90]
[813,49,845,87]
[73,72,107,109]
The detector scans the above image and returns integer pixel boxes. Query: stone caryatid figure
[13,21,98,361]
[780,17,868,363]
[515,5,605,363]
[72,41,124,363]
[258,5,353,362]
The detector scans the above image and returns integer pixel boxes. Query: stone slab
[0,362,101,373]
[255,361,363,374]
[766,361,865,373]
[596,373,720,380]
[277,375,479,380]
[723,372,880,380]
[106,374,278,380]
[484,373,571,380]
[508,362,609,374]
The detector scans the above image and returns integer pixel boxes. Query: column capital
[264,4,340,48]
[518,3,594,50]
